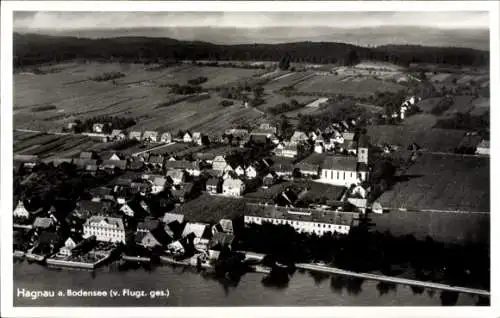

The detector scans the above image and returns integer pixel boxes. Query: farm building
[295,162,320,177]
[183,132,193,143]
[290,131,309,144]
[83,216,126,243]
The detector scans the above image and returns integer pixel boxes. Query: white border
[1,1,498,318]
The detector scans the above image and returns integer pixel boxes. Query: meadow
[294,74,405,97]
[14,62,266,134]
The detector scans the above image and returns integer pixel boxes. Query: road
[295,263,490,297]
[131,142,176,157]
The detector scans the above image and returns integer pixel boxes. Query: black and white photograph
[1,1,497,316]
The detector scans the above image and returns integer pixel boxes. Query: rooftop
[322,156,357,171]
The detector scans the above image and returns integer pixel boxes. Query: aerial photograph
[11,10,490,307]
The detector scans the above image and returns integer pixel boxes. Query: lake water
[13,261,481,306]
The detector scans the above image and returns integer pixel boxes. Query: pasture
[294,74,405,97]
[366,125,466,152]
[376,153,489,212]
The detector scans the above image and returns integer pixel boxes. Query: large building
[244,205,357,236]
[318,156,368,187]
[83,216,126,243]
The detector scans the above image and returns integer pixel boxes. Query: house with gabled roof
[476,139,490,155]
[206,177,221,194]
[222,177,245,197]
[318,155,367,187]
[245,165,258,179]
[295,162,320,178]
[212,156,228,171]
[136,227,172,248]
[148,154,164,168]
[93,123,104,133]
[171,183,194,203]
[142,131,158,143]
[234,165,245,176]
[110,129,126,141]
[163,213,185,225]
[13,200,30,218]
[166,169,185,185]
[182,222,210,239]
[192,132,202,145]
[290,131,309,144]
[160,132,172,143]
[58,235,83,257]
[129,131,142,141]
[183,132,193,143]
[33,217,54,230]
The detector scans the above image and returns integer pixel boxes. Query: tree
[345,49,360,66]
[278,116,293,139]
[279,56,290,70]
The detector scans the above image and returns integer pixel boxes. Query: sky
[14,11,489,30]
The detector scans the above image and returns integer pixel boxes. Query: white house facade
[83,216,126,243]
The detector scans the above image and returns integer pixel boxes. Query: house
[258,123,277,134]
[85,164,99,175]
[58,236,82,257]
[222,178,245,197]
[182,222,210,239]
[166,169,185,185]
[13,201,30,218]
[318,156,368,187]
[314,144,325,154]
[245,165,258,179]
[120,203,135,217]
[234,165,245,176]
[163,213,185,225]
[206,178,221,194]
[83,216,126,243]
[194,152,217,164]
[476,139,490,155]
[101,159,127,171]
[164,160,200,176]
[92,123,104,133]
[263,172,277,187]
[136,227,171,248]
[290,131,309,144]
[88,186,114,202]
[218,219,234,235]
[171,183,194,203]
[272,162,294,179]
[110,129,126,141]
[212,156,228,171]
[144,175,166,194]
[129,131,142,141]
[208,232,235,252]
[137,217,162,233]
[142,131,158,143]
[276,142,299,158]
[160,132,172,143]
[225,129,248,139]
[148,154,164,168]
[33,217,55,230]
[183,132,193,143]
[250,134,270,145]
[192,132,202,145]
[295,162,320,178]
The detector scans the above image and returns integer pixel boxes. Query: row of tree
[71,116,136,134]
[14,33,489,68]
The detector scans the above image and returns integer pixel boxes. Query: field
[376,153,489,212]
[294,74,405,97]
[366,125,466,152]
[416,95,488,117]
[369,210,489,244]
[257,94,315,113]
[14,62,265,133]
[13,131,103,159]
[469,97,490,116]
[263,71,316,91]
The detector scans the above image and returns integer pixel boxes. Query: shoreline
[14,251,488,297]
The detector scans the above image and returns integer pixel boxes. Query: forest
[13,33,489,68]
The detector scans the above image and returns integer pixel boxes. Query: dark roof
[209,232,235,249]
[250,134,269,144]
[38,231,60,245]
[101,160,127,170]
[206,178,220,186]
[33,217,54,228]
[73,158,97,168]
[76,200,112,216]
[137,217,161,231]
[149,227,172,245]
[164,160,198,170]
[295,162,320,172]
[322,156,357,171]
[128,160,145,170]
[458,135,482,149]
[357,134,370,148]
[79,152,94,159]
[272,161,294,173]
[88,186,113,198]
[148,154,164,165]
[172,183,194,198]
